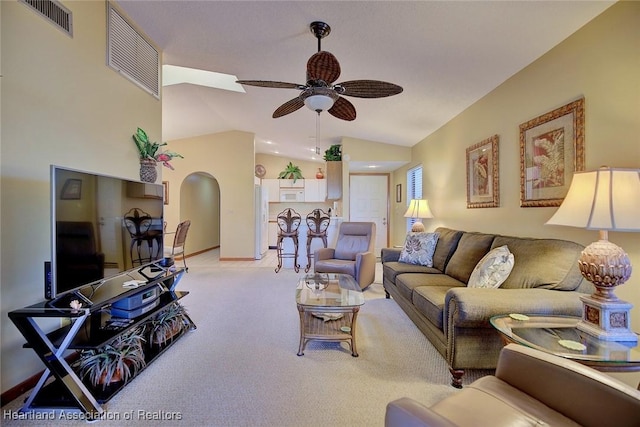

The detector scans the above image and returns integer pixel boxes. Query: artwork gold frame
[396,184,402,203]
[162,181,169,205]
[519,98,585,207]
[466,135,499,208]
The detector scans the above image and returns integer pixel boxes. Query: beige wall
[391,2,640,335]
[1,2,162,392]
[162,131,256,260]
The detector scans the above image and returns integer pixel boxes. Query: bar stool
[275,208,301,273]
[305,209,331,273]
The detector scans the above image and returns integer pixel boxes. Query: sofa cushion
[445,232,495,284]
[398,232,439,266]
[383,262,440,285]
[432,228,464,272]
[396,273,464,301]
[413,285,463,330]
[313,259,356,277]
[467,245,515,289]
[492,236,584,290]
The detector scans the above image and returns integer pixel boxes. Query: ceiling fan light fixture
[304,94,336,113]
[301,87,338,113]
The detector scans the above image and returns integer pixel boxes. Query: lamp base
[577,294,638,342]
[411,222,425,233]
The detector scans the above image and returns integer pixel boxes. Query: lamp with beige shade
[546,167,640,342]
[404,199,434,233]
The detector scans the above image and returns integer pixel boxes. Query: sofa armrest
[381,247,402,263]
[385,397,458,427]
[497,344,640,426]
[355,251,376,288]
[444,288,585,329]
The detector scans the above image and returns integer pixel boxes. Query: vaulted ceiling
[116,1,613,171]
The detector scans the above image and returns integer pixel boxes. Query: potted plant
[278,162,304,182]
[132,127,183,182]
[148,302,189,348]
[75,327,146,390]
[323,144,342,161]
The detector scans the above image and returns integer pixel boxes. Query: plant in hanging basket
[75,327,146,390]
[132,127,183,170]
[278,162,304,182]
[148,302,189,347]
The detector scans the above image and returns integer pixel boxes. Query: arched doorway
[177,172,220,255]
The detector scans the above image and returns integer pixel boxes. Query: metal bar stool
[275,208,301,273]
[304,209,331,273]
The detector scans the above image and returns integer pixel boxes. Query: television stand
[8,266,194,418]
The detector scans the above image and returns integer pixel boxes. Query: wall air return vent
[20,0,73,37]
[107,3,160,99]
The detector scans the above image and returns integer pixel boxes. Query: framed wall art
[519,98,585,207]
[466,134,499,208]
[60,178,82,200]
[163,181,169,205]
[396,184,402,203]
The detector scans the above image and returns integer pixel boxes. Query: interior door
[349,175,388,256]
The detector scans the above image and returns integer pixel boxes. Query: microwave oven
[280,189,305,202]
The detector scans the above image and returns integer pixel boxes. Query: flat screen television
[48,165,164,300]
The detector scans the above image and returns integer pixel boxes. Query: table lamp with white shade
[546,167,640,342]
[404,199,434,232]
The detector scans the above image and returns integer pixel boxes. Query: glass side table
[490,314,640,372]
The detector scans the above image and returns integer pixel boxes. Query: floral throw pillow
[398,232,440,267]
[467,245,515,288]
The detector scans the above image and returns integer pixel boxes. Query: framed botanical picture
[466,134,499,208]
[163,181,169,205]
[396,184,402,203]
[60,179,82,200]
[519,98,585,207]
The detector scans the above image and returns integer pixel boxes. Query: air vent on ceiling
[107,3,160,98]
[20,0,73,37]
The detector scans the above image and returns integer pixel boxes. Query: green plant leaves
[278,162,304,182]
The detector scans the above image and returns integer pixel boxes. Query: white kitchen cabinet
[262,179,280,203]
[279,179,304,188]
[304,179,327,202]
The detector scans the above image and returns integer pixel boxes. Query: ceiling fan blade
[273,97,305,118]
[307,51,341,84]
[337,80,403,98]
[236,80,303,90]
[328,97,356,121]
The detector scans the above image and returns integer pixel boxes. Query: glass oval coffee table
[296,273,364,357]
[490,314,640,372]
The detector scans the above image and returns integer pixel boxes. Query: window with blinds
[406,165,423,232]
[107,3,160,98]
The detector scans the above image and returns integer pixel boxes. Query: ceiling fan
[236,21,403,121]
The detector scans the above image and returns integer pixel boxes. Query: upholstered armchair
[385,344,640,427]
[314,222,376,289]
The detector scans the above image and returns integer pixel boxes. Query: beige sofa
[385,344,640,427]
[381,227,594,387]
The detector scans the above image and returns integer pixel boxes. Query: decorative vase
[139,159,157,183]
[316,167,324,179]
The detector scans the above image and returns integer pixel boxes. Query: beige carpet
[2,254,492,426]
